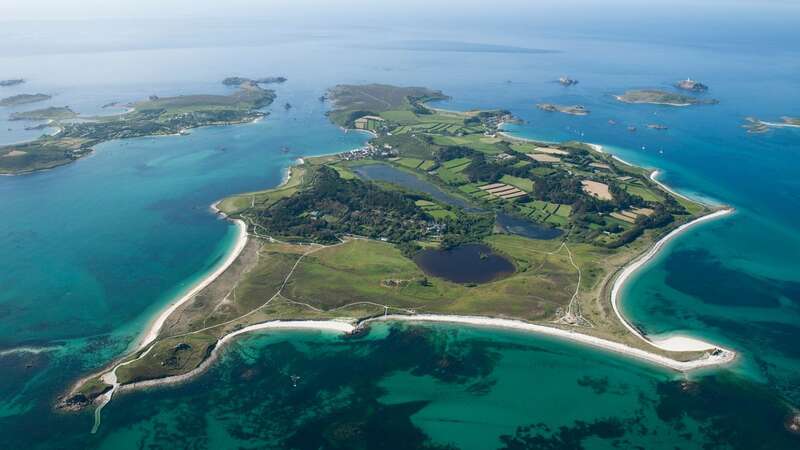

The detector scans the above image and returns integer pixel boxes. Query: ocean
[0,10,798,449]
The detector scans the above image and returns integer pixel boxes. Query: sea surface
[0,12,799,449]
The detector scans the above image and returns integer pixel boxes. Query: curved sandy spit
[121,320,354,391]
[367,314,735,371]
[135,214,247,351]
[609,208,734,352]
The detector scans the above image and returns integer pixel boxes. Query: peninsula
[61,84,734,421]
[0,93,51,107]
[0,79,275,174]
[615,89,718,106]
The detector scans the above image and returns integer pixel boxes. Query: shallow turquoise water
[1,12,799,449]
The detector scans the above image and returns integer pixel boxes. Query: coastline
[75,121,740,428]
[119,320,354,392]
[106,302,736,400]
[609,208,734,352]
[135,209,248,351]
[367,315,734,371]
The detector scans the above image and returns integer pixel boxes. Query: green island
[61,84,734,416]
[615,89,718,106]
[0,93,51,107]
[0,79,275,174]
[536,103,589,116]
[9,106,77,121]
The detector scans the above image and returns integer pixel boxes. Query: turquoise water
[1,10,799,449]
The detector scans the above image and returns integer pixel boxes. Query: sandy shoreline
[368,315,735,371]
[609,208,734,352]
[120,320,354,392]
[135,212,248,351]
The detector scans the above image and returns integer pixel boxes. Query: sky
[1,0,798,21]
[0,0,797,53]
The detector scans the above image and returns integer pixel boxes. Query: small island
[743,116,800,134]
[61,84,734,420]
[536,103,590,115]
[558,76,578,86]
[615,89,718,106]
[675,78,708,92]
[0,79,25,87]
[0,79,275,174]
[0,93,51,107]
[9,106,77,121]
[222,76,287,86]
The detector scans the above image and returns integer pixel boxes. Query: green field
[395,157,424,169]
[283,237,576,319]
[500,175,534,192]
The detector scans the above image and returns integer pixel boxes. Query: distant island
[675,78,709,92]
[0,79,25,87]
[0,93,51,107]
[61,83,734,422]
[743,116,800,134]
[9,106,77,121]
[222,76,287,86]
[536,103,590,115]
[615,89,718,106]
[558,76,578,86]
[0,79,275,174]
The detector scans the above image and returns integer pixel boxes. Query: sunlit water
[0,16,798,449]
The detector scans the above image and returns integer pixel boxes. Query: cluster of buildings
[339,143,396,161]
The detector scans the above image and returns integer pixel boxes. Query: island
[0,93,51,107]
[9,106,77,121]
[0,79,275,174]
[615,89,718,106]
[222,76,287,86]
[0,79,25,87]
[558,76,578,86]
[675,78,708,92]
[536,103,589,115]
[60,84,734,424]
[743,116,800,134]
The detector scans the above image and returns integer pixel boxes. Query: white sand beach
[135,216,248,351]
[609,208,734,353]
[367,314,735,372]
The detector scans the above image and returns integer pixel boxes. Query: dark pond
[496,213,563,240]
[414,243,515,284]
[353,163,483,212]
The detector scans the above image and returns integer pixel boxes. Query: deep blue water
[0,10,799,449]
